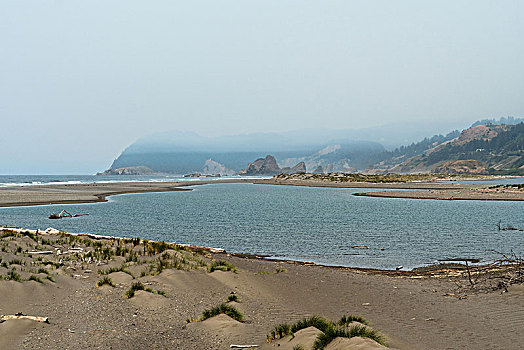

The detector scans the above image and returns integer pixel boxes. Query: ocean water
[1,179,523,270]
[0,174,258,187]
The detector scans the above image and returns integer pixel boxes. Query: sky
[1,1,523,174]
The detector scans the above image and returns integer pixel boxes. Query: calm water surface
[1,182,522,270]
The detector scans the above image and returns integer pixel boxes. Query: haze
[1,1,523,174]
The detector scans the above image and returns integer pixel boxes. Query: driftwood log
[49,210,89,219]
[27,250,54,255]
[438,258,481,285]
[1,314,49,323]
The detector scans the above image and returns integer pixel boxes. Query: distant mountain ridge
[107,129,388,175]
[102,117,523,176]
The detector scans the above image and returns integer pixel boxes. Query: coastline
[1,226,523,350]
[1,177,523,208]
[0,179,254,208]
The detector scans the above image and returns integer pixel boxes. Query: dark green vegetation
[97,276,115,287]
[199,303,245,322]
[337,315,369,326]
[267,315,385,349]
[124,281,167,298]
[373,123,524,175]
[208,260,237,272]
[313,323,385,349]
[376,129,460,166]
[28,275,43,283]
[124,281,145,298]
[490,184,524,190]
[422,124,522,174]
[226,294,239,303]
[276,172,464,183]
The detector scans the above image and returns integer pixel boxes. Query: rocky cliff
[202,159,234,175]
[238,156,307,176]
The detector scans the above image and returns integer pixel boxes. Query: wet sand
[0,179,254,207]
[1,227,522,350]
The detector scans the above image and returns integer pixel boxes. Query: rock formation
[312,165,324,174]
[202,159,234,175]
[97,166,156,175]
[239,156,307,175]
[291,161,306,173]
[238,155,281,176]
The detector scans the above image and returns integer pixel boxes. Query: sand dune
[1,227,523,349]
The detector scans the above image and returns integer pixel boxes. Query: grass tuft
[199,303,244,322]
[267,316,332,341]
[267,323,292,340]
[291,315,332,334]
[99,264,133,277]
[313,324,385,349]
[226,294,239,303]
[337,315,368,326]
[45,275,55,282]
[6,269,22,282]
[267,315,384,349]
[28,275,43,283]
[97,276,115,287]
[37,267,50,275]
[208,260,236,273]
[125,281,145,298]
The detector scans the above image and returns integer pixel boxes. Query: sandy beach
[1,176,523,208]
[0,179,255,207]
[1,227,522,350]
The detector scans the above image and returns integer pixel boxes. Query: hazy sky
[1,1,523,174]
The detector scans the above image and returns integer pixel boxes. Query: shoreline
[1,226,522,350]
[0,225,512,276]
[353,189,524,201]
[1,177,523,208]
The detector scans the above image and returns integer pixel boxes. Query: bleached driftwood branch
[1,314,49,323]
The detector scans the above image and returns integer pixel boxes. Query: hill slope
[369,123,524,175]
